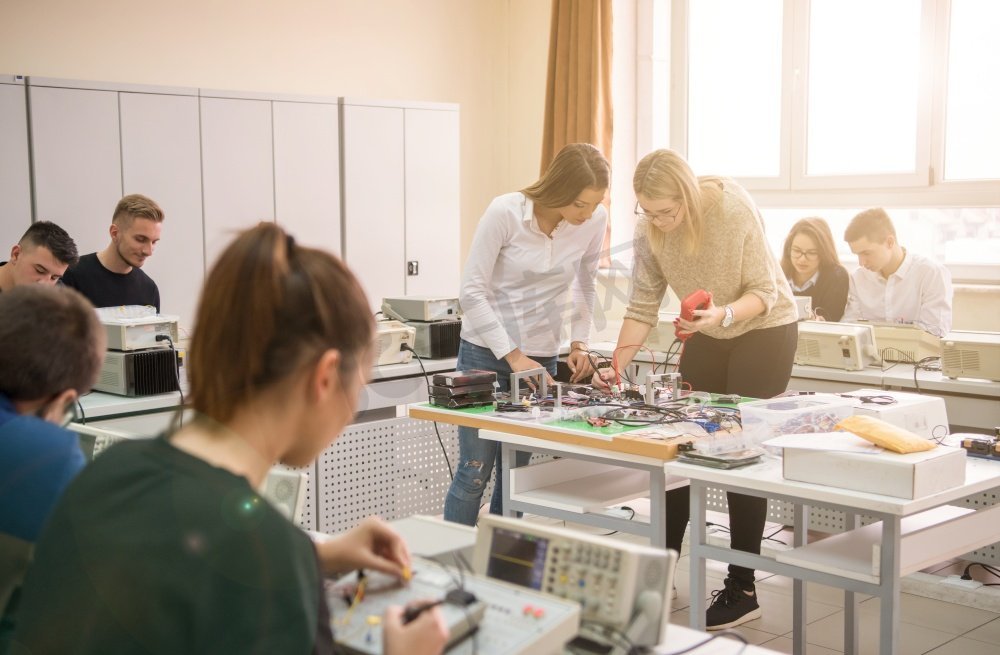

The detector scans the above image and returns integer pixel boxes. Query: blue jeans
[442,340,557,526]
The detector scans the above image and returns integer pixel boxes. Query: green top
[10,436,334,655]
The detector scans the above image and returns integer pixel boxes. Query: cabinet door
[29,85,123,256]
[0,81,31,251]
[273,101,342,255]
[404,108,460,297]
[200,97,274,268]
[120,92,204,329]
[341,104,405,312]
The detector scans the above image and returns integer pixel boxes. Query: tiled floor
[528,508,1000,655]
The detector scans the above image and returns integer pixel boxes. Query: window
[645,0,999,190]
[943,0,1000,180]
[628,0,1000,281]
[805,0,923,177]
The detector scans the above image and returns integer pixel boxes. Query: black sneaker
[706,578,762,630]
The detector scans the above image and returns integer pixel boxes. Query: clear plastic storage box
[740,394,855,445]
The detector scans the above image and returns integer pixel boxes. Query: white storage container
[740,394,855,445]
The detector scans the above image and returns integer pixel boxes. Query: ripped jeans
[442,339,557,526]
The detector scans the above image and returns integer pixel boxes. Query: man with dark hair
[842,208,953,337]
[0,285,106,646]
[61,193,164,311]
[0,221,79,292]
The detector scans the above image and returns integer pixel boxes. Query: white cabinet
[341,100,460,312]
[341,102,406,311]
[28,83,123,256]
[199,95,275,269]
[273,101,342,254]
[0,77,31,251]
[404,107,460,297]
[119,91,204,329]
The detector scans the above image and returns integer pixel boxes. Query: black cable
[156,335,185,427]
[75,398,87,424]
[599,505,636,536]
[402,344,454,480]
[655,630,749,655]
[961,561,1000,582]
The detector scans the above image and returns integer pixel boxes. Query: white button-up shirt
[842,249,953,337]
[459,192,607,358]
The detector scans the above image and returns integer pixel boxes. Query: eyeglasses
[634,202,681,222]
[790,247,820,261]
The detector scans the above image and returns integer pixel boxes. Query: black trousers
[666,321,798,587]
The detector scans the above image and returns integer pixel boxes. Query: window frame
[640,0,1000,201]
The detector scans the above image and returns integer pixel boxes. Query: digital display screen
[486,527,549,590]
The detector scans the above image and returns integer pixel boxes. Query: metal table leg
[793,502,809,655]
[844,511,860,655]
[879,515,902,655]
[689,480,708,631]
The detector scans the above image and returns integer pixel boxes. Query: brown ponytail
[188,223,373,423]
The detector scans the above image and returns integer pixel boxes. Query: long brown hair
[781,217,842,279]
[189,223,373,423]
[522,143,610,208]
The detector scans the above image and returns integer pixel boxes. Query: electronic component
[794,321,880,371]
[432,370,497,387]
[872,324,942,363]
[793,295,813,321]
[328,559,579,655]
[382,296,461,322]
[374,320,416,366]
[93,349,181,396]
[408,319,461,359]
[942,331,1000,382]
[473,515,677,650]
[956,431,1000,460]
[100,313,180,351]
[675,289,712,341]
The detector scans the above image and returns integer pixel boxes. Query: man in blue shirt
[0,285,106,646]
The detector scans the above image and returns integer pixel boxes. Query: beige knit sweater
[624,179,797,339]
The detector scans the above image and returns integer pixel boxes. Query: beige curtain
[540,0,614,257]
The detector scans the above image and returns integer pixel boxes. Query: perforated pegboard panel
[317,416,553,534]
[92,434,126,458]
[318,417,463,534]
[274,462,317,531]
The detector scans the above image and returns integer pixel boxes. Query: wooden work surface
[408,402,700,461]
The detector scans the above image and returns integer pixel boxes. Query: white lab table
[665,456,1000,655]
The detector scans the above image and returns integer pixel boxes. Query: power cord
[961,561,1000,586]
[401,344,454,480]
[155,334,185,426]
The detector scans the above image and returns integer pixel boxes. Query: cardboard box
[782,445,966,499]
[845,388,949,439]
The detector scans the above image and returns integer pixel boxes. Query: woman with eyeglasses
[780,217,849,322]
[12,224,448,655]
[444,143,609,526]
[594,149,797,631]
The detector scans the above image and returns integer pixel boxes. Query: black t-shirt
[11,436,335,655]
[61,252,160,311]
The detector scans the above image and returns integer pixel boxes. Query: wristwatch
[721,305,735,328]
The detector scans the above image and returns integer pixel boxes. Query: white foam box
[845,388,949,439]
[782,445,966,499]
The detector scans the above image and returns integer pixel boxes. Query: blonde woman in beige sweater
[595,149,798,630]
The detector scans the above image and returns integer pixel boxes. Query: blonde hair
[633,149,724,254]
[112,194,164,228]
[522,143,610,208]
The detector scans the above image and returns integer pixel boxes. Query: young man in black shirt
[0,221,78,293]
[62,194,164,311]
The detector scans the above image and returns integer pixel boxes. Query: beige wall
[0,0,552,262]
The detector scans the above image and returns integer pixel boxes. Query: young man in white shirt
[842,208,953,337]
